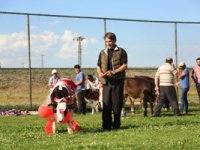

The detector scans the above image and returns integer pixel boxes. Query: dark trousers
[154,86,180,116]
[180,88,189,113]
[196,84,200,100]
[76,90,86,114]
[163,99,170,110]
[102,80,124,129]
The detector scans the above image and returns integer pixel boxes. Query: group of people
[153,57,200,116]
[48,32,200,131]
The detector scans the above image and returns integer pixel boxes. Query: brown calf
[124,76,156,116]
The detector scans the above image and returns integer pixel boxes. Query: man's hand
[176,82,180,87]
[155,86,159,92]
[176,68,180,74]
[48,84,53,88]
[105,70,113,77]
[154,86,160,96]
[99,72,106,78]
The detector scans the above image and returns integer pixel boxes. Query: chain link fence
[0,11,200,109]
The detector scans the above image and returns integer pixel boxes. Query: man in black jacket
[97,32,128,130]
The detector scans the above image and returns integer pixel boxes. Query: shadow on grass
[59,124,140,134]
[158,113,196,117]
[163,120,200,126]
[160,110,199,117]
[120,125,140,130]
[188,108,200,112]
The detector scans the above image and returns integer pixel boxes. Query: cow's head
[83,89,99,101]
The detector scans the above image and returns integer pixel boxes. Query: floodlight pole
[73,36,85,67]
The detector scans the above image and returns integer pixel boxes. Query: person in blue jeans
[74,64,86,114]
[177,61,190,114]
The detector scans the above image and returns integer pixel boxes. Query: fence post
[104,18,107,48]
[27,15,32,110]
[104,18,107,35]
[174,23,178,67]
[174,23,179,103]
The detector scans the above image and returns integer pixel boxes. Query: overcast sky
[0,0,200,68]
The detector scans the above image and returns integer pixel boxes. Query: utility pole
[40,54,45,68]
[73,36,85,67]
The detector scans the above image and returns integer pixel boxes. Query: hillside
[0,68,198,106]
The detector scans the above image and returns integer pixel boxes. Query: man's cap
[179,61,185,67]
[51,69,58,74]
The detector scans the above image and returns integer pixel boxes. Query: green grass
[1,68,200,149]
[1,106,200,150]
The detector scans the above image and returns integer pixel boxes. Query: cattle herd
[83,75,158,116]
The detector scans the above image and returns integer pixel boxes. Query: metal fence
[0,11,200,109]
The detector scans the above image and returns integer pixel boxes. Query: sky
[0,0,200,68]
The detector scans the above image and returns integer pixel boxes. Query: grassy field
[1,106,200,150]
[1,68,200,149]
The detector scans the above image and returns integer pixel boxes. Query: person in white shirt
[87,74,104,109]
[48,69,60,90]
[153,57,180,116]
[86,75,99,91]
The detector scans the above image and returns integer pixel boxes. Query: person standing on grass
[74,64,86,115]
[97,32,128,130]
[191,58,200,102]
[86,75,99,91]
[153,57,180,117]
[48,69,60,90]
[177,61,190,114]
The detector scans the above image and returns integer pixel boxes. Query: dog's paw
[68,128,73,134]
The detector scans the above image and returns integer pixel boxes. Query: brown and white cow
[82,89,101,114]
[82,76,157,116]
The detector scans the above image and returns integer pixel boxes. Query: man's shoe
[102,128,111,131]
[174,113,181,116]
[112,126,120,130]
[152,114,159,117]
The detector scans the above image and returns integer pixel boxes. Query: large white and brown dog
[40,78,80,134]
